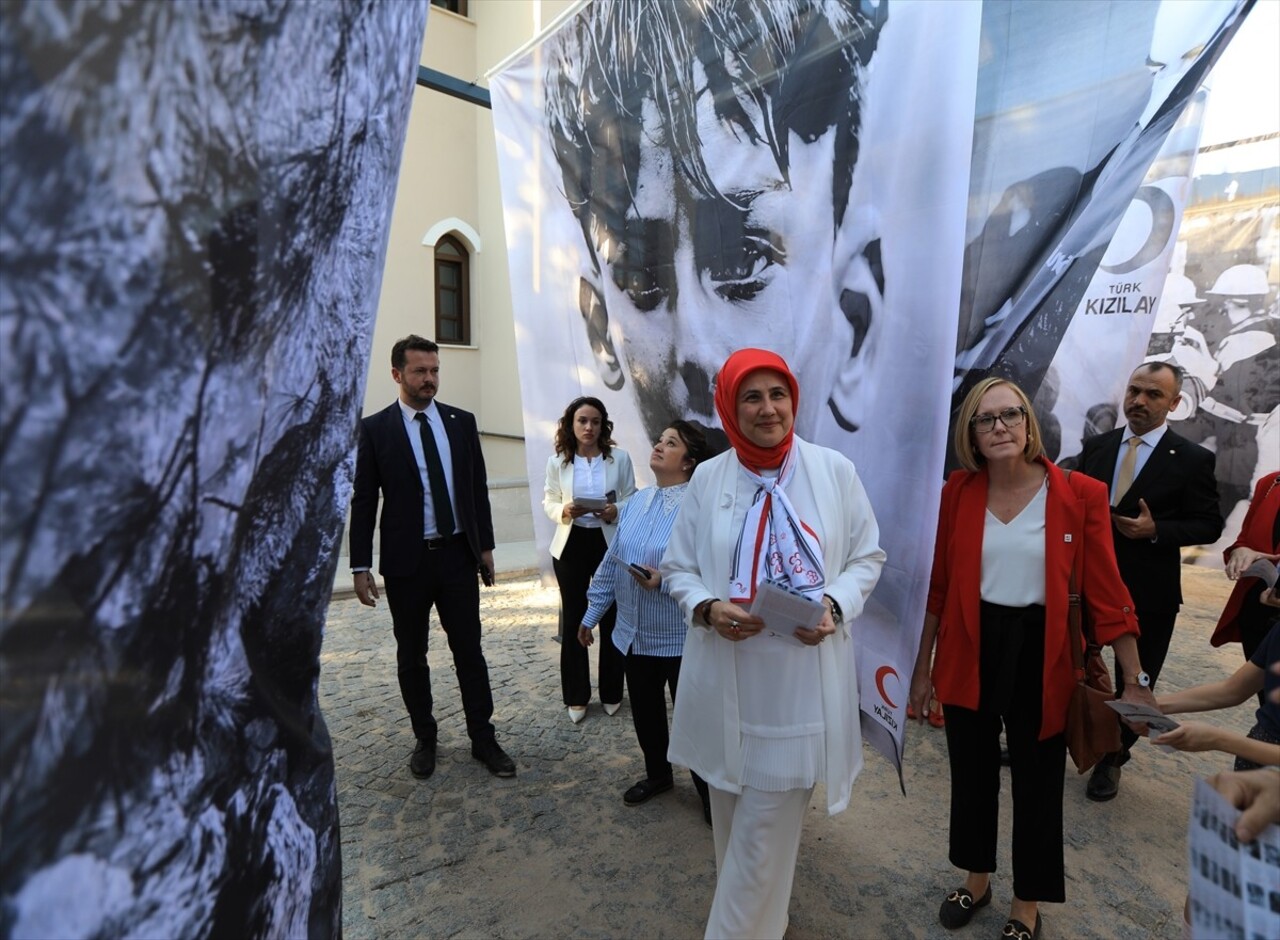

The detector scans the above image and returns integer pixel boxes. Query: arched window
[434,234,470,345]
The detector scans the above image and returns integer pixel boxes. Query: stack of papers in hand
[1240,558,1279,588]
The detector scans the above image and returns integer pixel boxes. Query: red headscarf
[713,348,800,470]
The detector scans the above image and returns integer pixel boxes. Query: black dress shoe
[1000,913,1041,940]
[938,883,991,929]
[472,740,516,777]
[1086,762,1121,802]
[623,776,674,805]
[410,740,437,779]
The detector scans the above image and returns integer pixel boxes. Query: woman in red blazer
[910,378,1155,940]
[1210,471,1280,664]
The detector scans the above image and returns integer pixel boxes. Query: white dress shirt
[398,399,457,538]
[1110,423,1168,497]
[570,454,606,530]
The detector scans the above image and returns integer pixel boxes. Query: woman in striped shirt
[579,420,716,821]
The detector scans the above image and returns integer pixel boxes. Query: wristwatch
[1129,671,1152,688]
[824,594,844,625]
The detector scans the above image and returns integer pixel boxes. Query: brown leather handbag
[1064,542,1121,773]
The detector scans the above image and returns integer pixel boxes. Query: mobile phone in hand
[479,564,494,586]
[628,563,649,579]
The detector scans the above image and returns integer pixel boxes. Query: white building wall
[360,1,577,546]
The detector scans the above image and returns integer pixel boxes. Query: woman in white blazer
[543,396,636,723]
[661,350,884,940]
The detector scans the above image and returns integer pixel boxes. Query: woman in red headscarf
[662,349,885,940]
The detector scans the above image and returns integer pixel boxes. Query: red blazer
[1211,472,1280,647]
[927,457,1139,739]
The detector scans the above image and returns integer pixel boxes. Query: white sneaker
[603,702,621,716]
[568,706,587,724]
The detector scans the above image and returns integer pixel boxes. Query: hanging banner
[1051,93,1209,468]
[492,0,980,776]
[490,0,1253,776]
[951,0,1252,425]
[1155,162,1280,530]
[0,1,428,935]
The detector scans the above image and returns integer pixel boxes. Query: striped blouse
[583,483,690,657]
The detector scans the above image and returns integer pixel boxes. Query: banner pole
[484,0,591,80]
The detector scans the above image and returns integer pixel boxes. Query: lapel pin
[1064,534,1072,542]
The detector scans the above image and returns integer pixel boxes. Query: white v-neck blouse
[980,481,1047,607]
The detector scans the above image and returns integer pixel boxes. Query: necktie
[415,412,455,537]
[1112,436,1142,507]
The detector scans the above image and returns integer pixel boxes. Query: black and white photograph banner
[491,0,981,773]
[0,1,428,936]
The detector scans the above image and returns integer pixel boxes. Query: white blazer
[661,437,885,815]
[542,449,637,559]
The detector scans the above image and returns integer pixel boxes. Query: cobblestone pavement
[321,566,1252,939]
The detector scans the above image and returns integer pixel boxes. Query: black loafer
[410,740,437,779]
[1086,763,1121,802]
[623,776,674,806]
[1001,913,1041,940]
[472,740,516,778]
[938,883,991,929]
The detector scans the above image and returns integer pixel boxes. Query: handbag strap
[1063,470,1088,677]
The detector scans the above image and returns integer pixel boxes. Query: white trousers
[704,784,814,940]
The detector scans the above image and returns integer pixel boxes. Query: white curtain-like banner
[1052,93,1210,469]
[489,0,1252,777]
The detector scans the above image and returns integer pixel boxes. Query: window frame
[433,234,471,346]
[429,0,467,17]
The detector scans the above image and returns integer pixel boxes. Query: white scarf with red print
[727,448,826,605]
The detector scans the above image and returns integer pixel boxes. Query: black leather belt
[424,533,465,550]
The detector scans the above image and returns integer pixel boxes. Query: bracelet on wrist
[695,598,719,627]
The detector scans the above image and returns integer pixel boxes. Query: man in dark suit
[1080,361,1222,801]
[350,335,515,780]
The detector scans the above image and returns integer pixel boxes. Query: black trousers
[554,526,624,706]
[625,653,680,780]
[944,602,1066,903]
[383,536,495,746]
[624,652,708,800]
[1110,606,1178,760]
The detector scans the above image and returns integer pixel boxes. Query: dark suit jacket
[1079,425,1222,613]
[349,400,495,578]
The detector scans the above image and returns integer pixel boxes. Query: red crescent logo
[875,665,900,709]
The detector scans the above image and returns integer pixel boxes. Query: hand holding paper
[1239,558,1279,588]
[1152,720,1226,754]
[748,581,826,647]
[1106,699,1180,752]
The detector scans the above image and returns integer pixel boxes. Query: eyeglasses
[970,406,1026,434]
